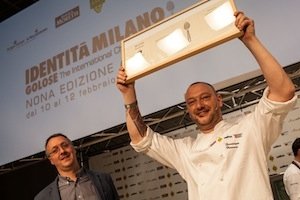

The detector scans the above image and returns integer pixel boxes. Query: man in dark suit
[34,133,119,200]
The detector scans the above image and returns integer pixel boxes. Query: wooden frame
[121,0,242,83]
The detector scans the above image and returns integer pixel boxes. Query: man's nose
[195,99,205,109]
[58,146,66,154]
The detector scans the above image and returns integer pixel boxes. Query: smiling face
[46,135,79,174]
[185,82,223,133]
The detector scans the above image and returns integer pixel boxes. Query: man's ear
[49,157,55,165]
[185,106,191,117]
[217,94,223,108]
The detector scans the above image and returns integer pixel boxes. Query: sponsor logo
[6,27,48,52]
[55,6,80,28]
[90,0,106,13]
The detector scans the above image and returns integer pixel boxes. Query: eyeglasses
[46,142,71,158]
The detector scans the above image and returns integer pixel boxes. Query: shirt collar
[294,160,300,166]
[58,167,86,183]
[199,120,234,136]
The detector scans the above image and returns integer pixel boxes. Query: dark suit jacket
[34,170,119,200]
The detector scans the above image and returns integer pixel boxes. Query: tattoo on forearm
[127,106,147,137]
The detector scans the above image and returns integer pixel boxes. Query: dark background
[0,160,57,199]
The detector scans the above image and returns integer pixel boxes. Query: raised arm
[235,11,295,102]
[116,67,147,144]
